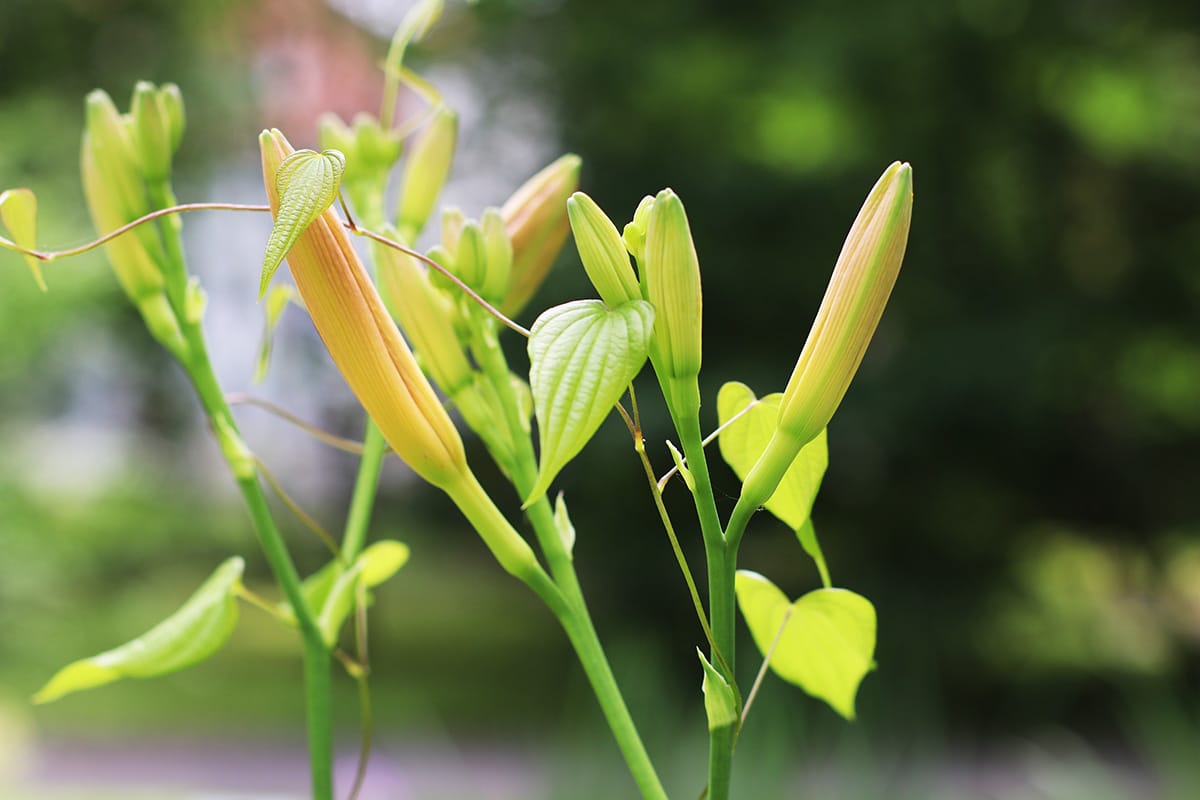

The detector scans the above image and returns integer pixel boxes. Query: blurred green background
[2,0,1200,797]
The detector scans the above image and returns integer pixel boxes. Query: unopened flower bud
[622,194,654,266]
[642,189,702,382]
[130,82,174,183]
[454,221,486,291]
[159,83,185,155]
[741,161,913,511]
[480,207,512,305]
[567,191,640,307]
[397,106,457,242]
[261,128,467,490]
[499,154,581,316]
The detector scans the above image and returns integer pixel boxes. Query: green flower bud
[397,106,457,242]
[130,82,174,183]
[317,113,358,165]
[159,83,185,154]
[84,90,147,222]
[353,112,403,175]
[567,192,641,307]
[642,189,702,382]
[480,207,513,305]
[454,221,486,290]
[441,206,466,254]
[740,161,913,511]
[622,194,654,266]
[499,154,581,316]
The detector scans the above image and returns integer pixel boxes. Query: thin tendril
[739,607,792,730]
[227,393,370,455]
[255,456,340,557]
[657,397,765,492]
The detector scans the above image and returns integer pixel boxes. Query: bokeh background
[2,0,1200,798]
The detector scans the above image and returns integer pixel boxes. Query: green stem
[182,327,334,800]
[341,421,388,562]
[470,325,667,799]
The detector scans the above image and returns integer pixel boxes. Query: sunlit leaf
[735,570,875,719]
[260,149,346,297]
[717,381,828,530]
[34,557,245,704]
[525,299,654,505]
[0,188,44,290]
[797,519,831,589]
[697,649,737,730]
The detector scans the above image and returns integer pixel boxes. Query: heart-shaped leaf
[260,148,346,297]
[0,188,44,290]
[735,570,875,719]
[717,382,828,531]
[525,298,654,505]
[34,557,245,704]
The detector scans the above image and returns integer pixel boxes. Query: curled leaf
[34,558,245,704]
[260,148,346,297]
[735,570,875,720]
[525,299,654,505]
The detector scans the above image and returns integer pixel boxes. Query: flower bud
[622,194,654,266]
[499,154,581,316]
[260,128,468,490]
[480,207,513,305]
[453,221,486,293]
[397,106,457,242]
[740,161,912,511]
[159,83,185,155]
[130,82,175,183]
[567,192,640,307]
[642,188,702,381]
[376,237,474,398]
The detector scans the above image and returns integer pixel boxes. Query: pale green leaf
[34,557,245,704]
[717,382,828,531]
[735,570,875,720]
[553,492,576,558]
[358,540,411,586]
[0,188,44,290]
[260,149,346,297]
[797,519,831,589]
[666,439,695,493]
[254,285,299,383]
[288,540,410,645]
[697,649,738,730]
[525,299,654,505]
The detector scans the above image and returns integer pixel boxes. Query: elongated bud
[454,221,486,290]
[642,189,703,381]
[741,161,913,510]
[130,82,174,183]
[567,192,640,307]
[376,238,474,397]
[397,106,457,242]
[480,207,512,305]
[317,114,358,166]
[622,194,654,266]
[81,93,165,301]
[159,83,185,154]
[260,128,468,490]
[499,154,581,316]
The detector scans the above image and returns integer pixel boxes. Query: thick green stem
[341,420,388,562]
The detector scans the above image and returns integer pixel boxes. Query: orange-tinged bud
[739,162,912,512]
[260,129,468,490]
[499,154,581,317]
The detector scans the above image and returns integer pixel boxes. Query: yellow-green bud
[159,83,185,154]
[622,194,654,266]
[84,90,147,222]
[642,188,703,381]
[567,191,641,307]
[499,154,581,316]
[441,206,466,254]
[130,82,174,183]
[480,207,513,305]
[454,221,486,291]
[740,161,913,512]
[317,113,358,164]
[377,238,474,397]
[353,112,403,174]
[397,106,457,242]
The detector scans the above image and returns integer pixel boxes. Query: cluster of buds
[427,206,513,308]
[317,111,406,219]
[81,83,188,355]
[566,187,704,420]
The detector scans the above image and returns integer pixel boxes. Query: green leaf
[797,519,831,589]
[260,149,346,297]
[553,492,576,558]
[281,541,411,645]
[34,558,245,704]
[717,381,828,531]
[735,570,875,720]
[697,649,738,730]
[254,285,298,383]
[525,298,654,505]
[666,439,696,493]
[0,188,44,290]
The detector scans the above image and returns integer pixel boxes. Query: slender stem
[182,326,334,800]
[341,421,388,562]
